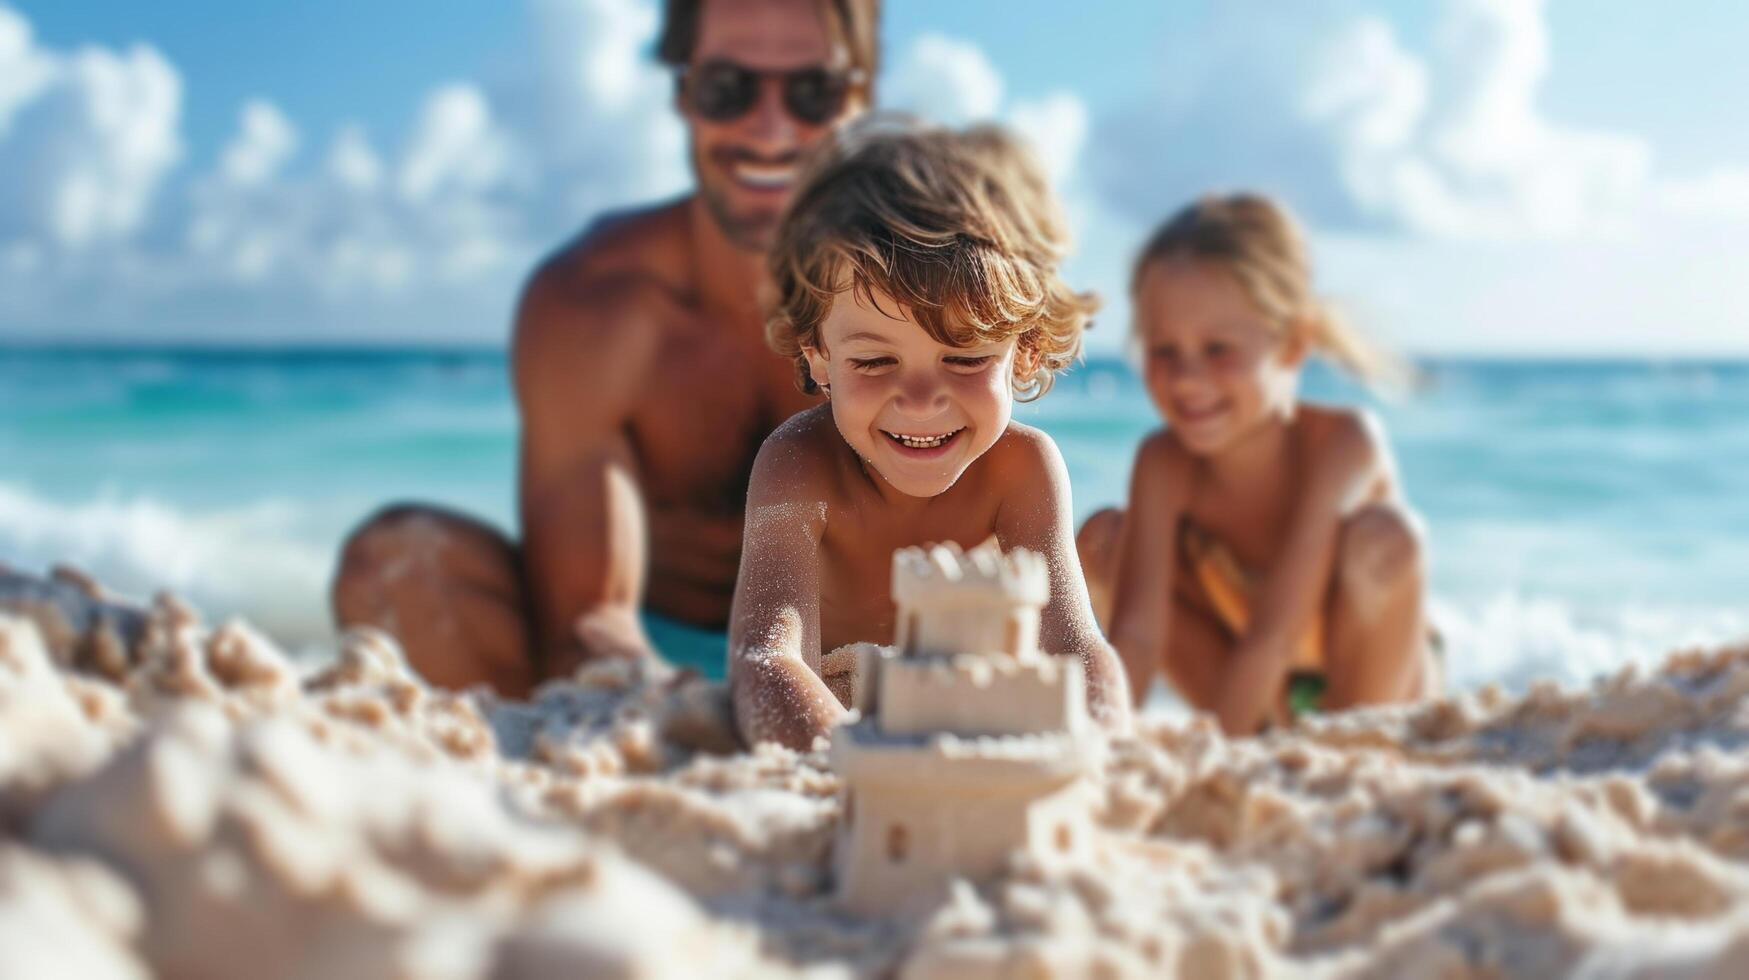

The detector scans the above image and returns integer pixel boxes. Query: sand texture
[6,580,1749,978]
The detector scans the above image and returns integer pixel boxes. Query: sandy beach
[3,572,1748,979]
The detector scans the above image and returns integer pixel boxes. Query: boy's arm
[1214,412,1380,735]
[1106,433,1189,708]
[726,421,847,750]
[514,269,664,678]
[994,429,1134,733]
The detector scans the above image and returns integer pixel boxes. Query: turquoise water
[2,346,1744,689]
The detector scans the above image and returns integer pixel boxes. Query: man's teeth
[887,430,958,449]
[733,163,795,188]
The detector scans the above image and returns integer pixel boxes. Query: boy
[728,120,1132,749]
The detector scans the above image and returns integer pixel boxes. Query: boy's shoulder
[980,420,1068,478]
[765,402,839,447]
[750,405,844,496]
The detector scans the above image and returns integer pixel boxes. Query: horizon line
[3,339,1748,366]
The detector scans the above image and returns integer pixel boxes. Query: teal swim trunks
[641,610,728,679]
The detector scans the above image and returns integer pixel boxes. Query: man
[330,0,878,697]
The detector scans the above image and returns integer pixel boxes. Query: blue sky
[4,0,1748,354]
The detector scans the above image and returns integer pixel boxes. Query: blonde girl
[1079,193,1437,735]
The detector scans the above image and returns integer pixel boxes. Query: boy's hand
[730,649,848,752]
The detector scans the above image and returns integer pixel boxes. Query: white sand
[6,580,1749,978]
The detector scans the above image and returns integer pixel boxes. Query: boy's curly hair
[767,117,1097,401]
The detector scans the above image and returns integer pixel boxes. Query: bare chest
[629,321,817,512]
[816,494,1002,651]
[1185,475,1298,572]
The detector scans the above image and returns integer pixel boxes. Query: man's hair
[767,118,1097,401]
[657,0,881,81]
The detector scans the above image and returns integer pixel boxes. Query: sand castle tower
[830,539,1101,915]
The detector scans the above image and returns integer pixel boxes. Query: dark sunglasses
[680,60,866,126]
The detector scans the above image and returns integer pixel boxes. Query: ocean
[2,346,1744,694]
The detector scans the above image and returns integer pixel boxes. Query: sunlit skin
[330,0,864,695]
[1081,257,1436,735]
[728,287,1133,750]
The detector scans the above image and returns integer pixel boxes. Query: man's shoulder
[513,199,696,370]
[552,197,695,284]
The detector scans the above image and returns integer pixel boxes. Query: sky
[2,0,1748,356]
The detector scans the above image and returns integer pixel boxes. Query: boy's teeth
[888,431,955,449]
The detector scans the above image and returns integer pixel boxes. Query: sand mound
[6,579,1749,978]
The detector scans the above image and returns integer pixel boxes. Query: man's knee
[332,503,516,616]
[1336,504,1423,598]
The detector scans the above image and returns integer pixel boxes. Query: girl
[1082,193,1437,735]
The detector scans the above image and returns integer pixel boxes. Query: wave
[0,482,334,649]
[1429,594,1749,693]
[1136,596,1749,717]
[2,482,1744,695]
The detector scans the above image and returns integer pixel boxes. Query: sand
[5,570,1749,978]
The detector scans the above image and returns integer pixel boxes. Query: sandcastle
[829,540,1103,915]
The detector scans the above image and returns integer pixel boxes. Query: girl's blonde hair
[768,117,1098,401]
[1133,193,1402,386]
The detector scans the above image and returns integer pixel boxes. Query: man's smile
[730,160,798,190]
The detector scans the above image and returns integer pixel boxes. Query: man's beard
[698,179,782,253]
[694,143,799,252]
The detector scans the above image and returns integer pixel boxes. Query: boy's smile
[806,286,1019,498]
[881,428,965,453]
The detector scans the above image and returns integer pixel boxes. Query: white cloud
[885,34,1004,125]
[0,7,54,131]
[0,5,182,251]
[883,33,1089,192]
[1093,0,1652,240]
[504,0,688,223]
[1008,92,1088,188]
[1653,168,1749,221]
[220,99,298,188]
[0,0,693,337]
[326,124,383,193]
[397,84,509,203]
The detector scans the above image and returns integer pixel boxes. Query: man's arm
[513,267,666,678]
[726,415,847,750]
[993,428,1133,733]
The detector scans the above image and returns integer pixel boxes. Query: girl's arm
[1214,412,1382,735]
[1106,433,1190,708]
[994,428,1134,733]
[727,426,847,751]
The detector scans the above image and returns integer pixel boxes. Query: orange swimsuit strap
[1180,522,1325,673]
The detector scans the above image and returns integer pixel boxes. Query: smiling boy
[727,121,1132,750]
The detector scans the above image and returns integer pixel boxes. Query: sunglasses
[680,60,866,126]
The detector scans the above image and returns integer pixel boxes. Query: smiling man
[330,0,879,696]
